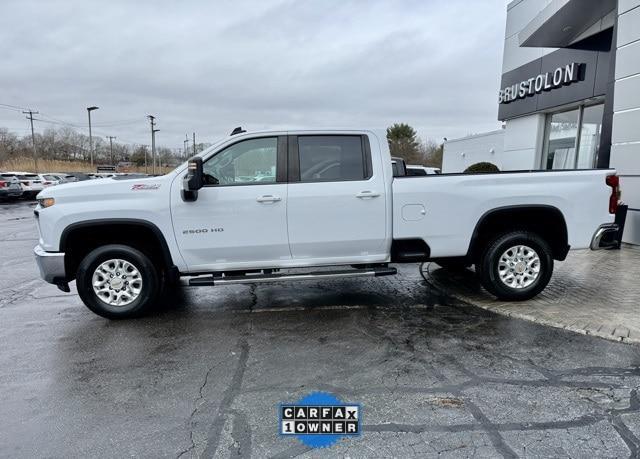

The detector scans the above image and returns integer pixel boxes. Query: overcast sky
[0,0,507,150]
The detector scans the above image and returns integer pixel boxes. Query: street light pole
[87,106,99,167]
[184,135,189,159]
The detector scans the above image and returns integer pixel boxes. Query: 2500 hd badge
[182,227,224,235]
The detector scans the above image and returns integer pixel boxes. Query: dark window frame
[287,134,373,183]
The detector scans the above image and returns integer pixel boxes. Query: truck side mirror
[182,157,204,202]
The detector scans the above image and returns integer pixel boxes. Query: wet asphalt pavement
[1,201,640,458]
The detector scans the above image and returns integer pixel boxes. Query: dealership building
[443,0,640,244]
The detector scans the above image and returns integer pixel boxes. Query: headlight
[37,197,55,208]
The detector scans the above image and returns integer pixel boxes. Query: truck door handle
[356,191,380,199]
[256,195,282,203]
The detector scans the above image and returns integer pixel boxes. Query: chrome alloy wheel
[92,259,143,306]
[497,245,541,289]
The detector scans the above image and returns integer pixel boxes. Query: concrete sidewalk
[423,245,640,344]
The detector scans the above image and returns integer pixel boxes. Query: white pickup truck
[33,129,621,319]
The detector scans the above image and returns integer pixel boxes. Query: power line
[36,113,145,129]
[2,104,195,151]
[0,102,31,112]
[0,104,146,129]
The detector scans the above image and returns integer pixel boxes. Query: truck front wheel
[76,244,160,319]
[476,231,553,301]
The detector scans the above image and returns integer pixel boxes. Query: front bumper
[34,245,66,284]
[590,223,620,250]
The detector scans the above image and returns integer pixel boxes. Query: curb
[421,263,640,346]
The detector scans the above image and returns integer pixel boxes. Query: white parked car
[406,165,441,176]
[37,174,63,187]
[33,129,621,319]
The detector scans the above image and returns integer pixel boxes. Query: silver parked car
[0,173,25,201]
[5,172,45,199]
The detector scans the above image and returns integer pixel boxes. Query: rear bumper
[34,245,66,284]
[590,223,620,250]
[0,189,22,198]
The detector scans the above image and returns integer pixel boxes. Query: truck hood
[36,173,176,202]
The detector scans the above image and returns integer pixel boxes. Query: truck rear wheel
[76,244,160,319]
[476,231,553,301]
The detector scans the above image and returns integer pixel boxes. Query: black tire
[76,244,160,319]
[476,231,553,301]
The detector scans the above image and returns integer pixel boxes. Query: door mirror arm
[182,157,204,202]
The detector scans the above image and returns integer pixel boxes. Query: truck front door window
[204,137,277,185]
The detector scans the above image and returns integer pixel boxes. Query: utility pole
[184,135,189,159]
[87,106,99,167]
[147,115,157,175]
[23,110,39,172]
[153,128,160,172]
[192,132,196,155]
[106,136,116,165]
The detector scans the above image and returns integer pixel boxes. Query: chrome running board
[188,267,397,286]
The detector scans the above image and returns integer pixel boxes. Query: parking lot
[2,201,640,458]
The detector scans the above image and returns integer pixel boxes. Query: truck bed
[392,169,615,258]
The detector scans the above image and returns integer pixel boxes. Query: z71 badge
[131,184,160,190]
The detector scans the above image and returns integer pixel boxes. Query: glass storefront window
[577,104,604,169]
[544,109,579,170]
[542,103,604,170]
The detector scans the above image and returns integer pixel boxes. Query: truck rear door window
[298,136,367,182]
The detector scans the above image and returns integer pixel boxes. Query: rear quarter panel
[392,170,615,257]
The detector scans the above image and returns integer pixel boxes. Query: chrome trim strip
[214,270,380,285]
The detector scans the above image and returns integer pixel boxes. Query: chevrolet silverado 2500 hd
[33,129,621,319]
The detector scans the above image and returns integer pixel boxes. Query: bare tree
[419,139,443,169]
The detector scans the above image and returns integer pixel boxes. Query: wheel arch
[60,219,176,281]
[467,205,570,261]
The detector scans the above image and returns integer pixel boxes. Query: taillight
[606,175,620,214]
[0,181,7,188]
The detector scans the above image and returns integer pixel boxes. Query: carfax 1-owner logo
[279,392,361,448]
